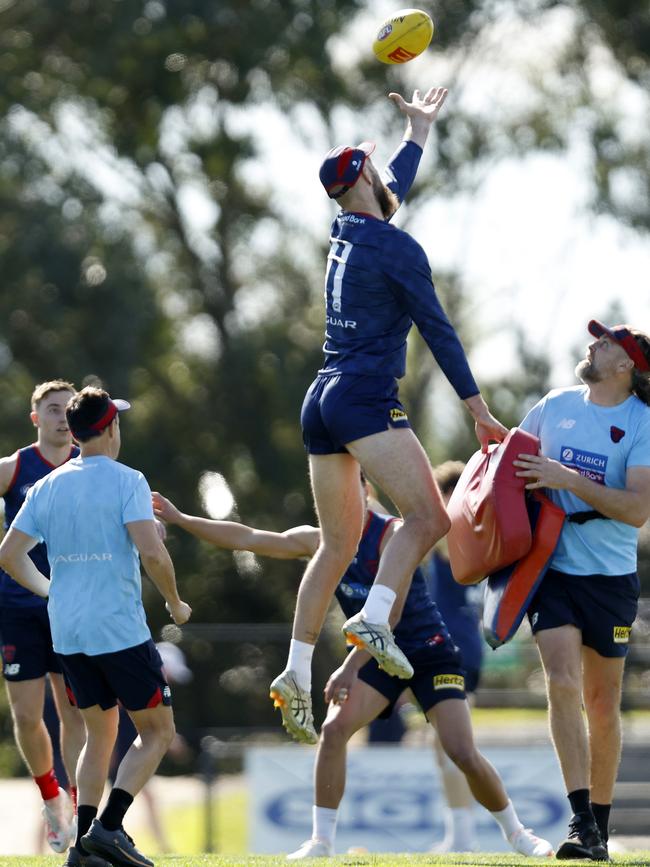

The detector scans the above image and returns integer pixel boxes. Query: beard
[372,172,400,220]
[575,358,604,384]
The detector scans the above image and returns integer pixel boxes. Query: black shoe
[556,812,610,861]
[81,818,154,867]
[63,845,112,867]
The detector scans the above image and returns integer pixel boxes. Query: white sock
[313,805,338,846]
[359,584,396,625]
[447,806,477,849]
[491,799,523,839]
[286,639,314,691]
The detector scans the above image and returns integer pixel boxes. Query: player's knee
[157,714,176,749]
[320,715,350,750]
[11,704,41,734]
[545,669,581,702]
[443,741,477,773]
[419,509,451,546]
[584,688,620,722]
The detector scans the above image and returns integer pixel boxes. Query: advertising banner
[247,744,569,854]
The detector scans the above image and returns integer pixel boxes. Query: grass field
[3,854,650,866]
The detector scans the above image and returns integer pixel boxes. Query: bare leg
[316,679,390,809]
[346,428,450,601]
[292,453,364,644]
[535,625,589,793]
[114,705,175,797]
[77,705,119,807]
[50,672,85,788]
[5,677,52,776]
[428,698,507,812]
[582,648,625,804]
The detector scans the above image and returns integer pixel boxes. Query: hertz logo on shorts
[390,408,408,422]
[433,674,465,691]
[613,626,631,644]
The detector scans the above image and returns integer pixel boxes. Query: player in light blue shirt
[513,319,650,860]
[0,386,191,867]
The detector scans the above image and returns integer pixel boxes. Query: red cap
[588,320,650,373]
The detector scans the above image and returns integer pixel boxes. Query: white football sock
[359,584,396,625]
[491,799,523,839]
[446,806,477,849]
[286,639,314,691]
[313,805,338,846]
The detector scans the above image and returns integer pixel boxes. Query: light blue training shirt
[520,385,650,576]
[13,455,154,655]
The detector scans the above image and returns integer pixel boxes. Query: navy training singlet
[335,510,450,656]
[0,444,79,607]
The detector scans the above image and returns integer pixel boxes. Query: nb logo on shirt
[557,418,576,429]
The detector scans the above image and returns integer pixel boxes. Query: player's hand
[388,86,448,123]
[324,664,357,705]
[474,412,509,453]
[152,492,182,524]
[166,600,192,625]
[514,453,577,491]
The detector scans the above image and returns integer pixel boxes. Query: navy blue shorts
[359,639,466,719]
[527,568,639,658]
[301,373,410,455]
[0,604,62,681]
[58,639,171,711]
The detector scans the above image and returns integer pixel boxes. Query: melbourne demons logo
[2,644,16,664]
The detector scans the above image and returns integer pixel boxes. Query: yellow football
[372,8,434,64]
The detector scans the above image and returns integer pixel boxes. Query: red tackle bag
[447,428,541,585]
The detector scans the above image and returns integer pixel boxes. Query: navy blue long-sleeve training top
[319,140,479,400]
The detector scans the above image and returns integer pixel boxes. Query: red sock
[70,786,78,812]
[34,768,60,801]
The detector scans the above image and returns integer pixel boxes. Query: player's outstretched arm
[389,86,448,149]
[0,527,50,597]
[152,491,320,560]
[127,519,191,625]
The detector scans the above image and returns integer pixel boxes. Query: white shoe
[270,670,318,745]
[42,788,74,853]
[342,613,413,679]
[508,826,555,857]
[287,838,333,859]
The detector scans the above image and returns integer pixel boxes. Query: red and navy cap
[67,396,131,440]
[319,141,376,199]
[588,320,650,373]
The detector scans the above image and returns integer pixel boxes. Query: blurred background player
[515,320,650,860]
[0,386,192,867]
[426,460,484,853]
[152,482,552,859]
[273,84,507,744]
[0,380,83,853]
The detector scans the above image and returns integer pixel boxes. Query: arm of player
[126,519,192,625]
[0,527,50,597]
[152,492,321,560]
[514,458,650,528]
[0,453,18,498]
[464,394,509,453]
[389,86,448,149]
